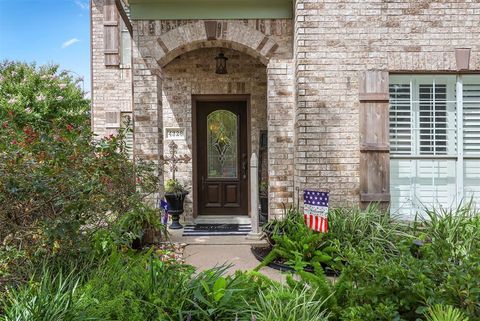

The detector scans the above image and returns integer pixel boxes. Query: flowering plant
[0,61,160,256]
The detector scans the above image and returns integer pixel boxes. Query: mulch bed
[251,246,340,277]
[153,242,187,264]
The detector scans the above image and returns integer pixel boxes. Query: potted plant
[161,141,191,229]
[164,178,189,229]
[259,180,269,225]
[119,204,168,250]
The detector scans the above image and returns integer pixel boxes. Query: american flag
[303,190,329,232]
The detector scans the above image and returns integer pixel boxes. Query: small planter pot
[131,225,161,250]
[165,191,189,229]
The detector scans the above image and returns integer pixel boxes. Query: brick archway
[145,21,279,67]
[133,20,294,218]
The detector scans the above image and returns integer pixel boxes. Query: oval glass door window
[207,110,238,178]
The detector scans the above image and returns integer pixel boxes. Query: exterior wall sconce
[455,48,471,70]
[215,52,228,74]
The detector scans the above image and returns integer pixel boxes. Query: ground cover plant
[0,249,330,321]
[262,204,480,321]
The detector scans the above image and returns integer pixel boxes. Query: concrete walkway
[168,228,287,282]
[184,244,287,283]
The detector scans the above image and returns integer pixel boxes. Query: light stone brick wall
[162,48,268,221]
[132,18,295,219]
[92,1,480,217]
[91,0,133,138]
[294,0,480,208]
[267,59,296,216]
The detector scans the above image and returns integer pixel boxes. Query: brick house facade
[91,0,480,223]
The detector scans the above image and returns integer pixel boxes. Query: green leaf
[213,277,226,302]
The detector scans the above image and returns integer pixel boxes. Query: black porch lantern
[215,52,228,74]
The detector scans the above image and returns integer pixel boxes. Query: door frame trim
[192,94,251,218]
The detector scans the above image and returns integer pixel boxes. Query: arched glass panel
[207,110,238,178]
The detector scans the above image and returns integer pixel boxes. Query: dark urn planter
[259,196,268,225]
[165,191,189,229]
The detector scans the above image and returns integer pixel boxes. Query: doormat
[182,224,251,236]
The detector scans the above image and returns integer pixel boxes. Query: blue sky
[0,0,91,95]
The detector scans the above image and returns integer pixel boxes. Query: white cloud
[62,38,80,49]
[75,0,89,10]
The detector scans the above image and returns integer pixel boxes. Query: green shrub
[293,204,480,321]
[248,283,330,321]
[0,61,161,260]
[418,201,480,262]
[0,268,87,321]
[327,205,412,254]
[257,207,343,272]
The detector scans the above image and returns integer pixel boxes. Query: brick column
[267,59,295,218]
[294,0,360,208]
[132,24,164,203]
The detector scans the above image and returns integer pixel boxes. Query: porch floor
[169,228,267,246]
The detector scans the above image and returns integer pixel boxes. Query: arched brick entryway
[139,20,279,68]
[132,20,295,219]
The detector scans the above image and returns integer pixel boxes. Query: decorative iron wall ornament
[160,141,191,180]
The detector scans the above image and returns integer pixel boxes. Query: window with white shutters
[390,75,480,219]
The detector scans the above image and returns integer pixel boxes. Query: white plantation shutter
[462,81,480,155]
[415,160,457,210]
[463,77,480,204]
[389,83,412,155]
[418,84,449,155]
[391,159,457,219]
[389,75,480,219]
[464,160,480,202]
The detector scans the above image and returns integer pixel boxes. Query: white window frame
[119,19,131,68]
[390,74,480,217]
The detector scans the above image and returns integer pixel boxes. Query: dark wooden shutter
[359,71,390,203]
[103,0,119,66]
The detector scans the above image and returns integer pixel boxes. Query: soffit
[128,0,293,20]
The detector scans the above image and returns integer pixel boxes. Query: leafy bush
[327,205,411,254]
[0,268,86,321]
[0,61,160,257]
[292,204,480,321]
[258,207,343,272]
[248,283,330,321]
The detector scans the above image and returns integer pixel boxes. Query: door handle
[242,153,247,180]
[201,176,205,191]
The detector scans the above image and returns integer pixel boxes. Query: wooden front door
[197,101,248,215]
